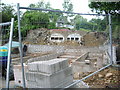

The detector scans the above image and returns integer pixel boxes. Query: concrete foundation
[13,64,28,87]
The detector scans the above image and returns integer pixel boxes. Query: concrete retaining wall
[27,44,65,53]
[72,62,97,73]
[27,44,116,64]
[13,64,28,87]
[28,52,64,63]
[28,44,109,54]
[64,45,109,53]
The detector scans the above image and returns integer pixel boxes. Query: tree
[89,2,120,14]
[48,9,62,22]
[74,15,93,30]
[62,0,74,18]
[45,2,51,9]
[89,18,106,31]
[89,2,120,43]
[20,11,49,37]
[29,0,51,9]
[61,0,74,27]
[0,3,18,43]
[62,0,73,12]
[0,3,17,23]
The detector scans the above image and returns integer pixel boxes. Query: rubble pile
[81,66,120,88]
[82,32,107,46]
[25,28,50,44]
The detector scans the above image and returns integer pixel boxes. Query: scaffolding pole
[0,22,11,26]
[17,3,26,88]
[19,6,107,16]
[108,13,113,64]
[6,18,14,89]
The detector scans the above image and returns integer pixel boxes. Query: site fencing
[15,3,113,89]
[0,18,15,88]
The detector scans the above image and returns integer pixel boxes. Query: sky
[1,0,100,20]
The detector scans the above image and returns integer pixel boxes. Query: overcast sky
[2,0,99,20]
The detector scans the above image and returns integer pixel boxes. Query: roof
[49,29,70,31]
[50,30,88,37]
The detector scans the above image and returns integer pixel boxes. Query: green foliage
[48,22,56,29]
[62,0,73,12]
[74,15,93,31]
[48,9,63,22]
[62,0,74,26]
[21,11,49,37]
[89,18,107,31]
[0,3,17,22]
[89,2,120,14]
[80,28,91,32]
[29,0,51,9]
[89,2,120,43]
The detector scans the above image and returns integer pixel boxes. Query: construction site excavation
[0,2,120,89]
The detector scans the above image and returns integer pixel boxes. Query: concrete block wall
[27,44,109,54]
[27,44,65,53]
[64,45,109,53]
[26,58,73,88]
[28,58,69,74]
[28,52,64,63]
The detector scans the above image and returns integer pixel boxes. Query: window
[55,37,58,40]
[59,37,63,40]
[75,38,79,41]
[71,38,74,40]
[51,37,54,40]
[67,38,70,40]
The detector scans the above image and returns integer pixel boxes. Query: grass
[80,28,91,32]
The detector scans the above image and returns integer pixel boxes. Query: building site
[0,0,120,89]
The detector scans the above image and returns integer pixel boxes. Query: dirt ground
[77,66,120,88]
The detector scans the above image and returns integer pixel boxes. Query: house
[49,29,87,43]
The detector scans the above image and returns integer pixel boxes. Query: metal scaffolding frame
[5,18,14,89]
[16,3,113,89]
[0,18,14,89]
[0,19,14,89]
